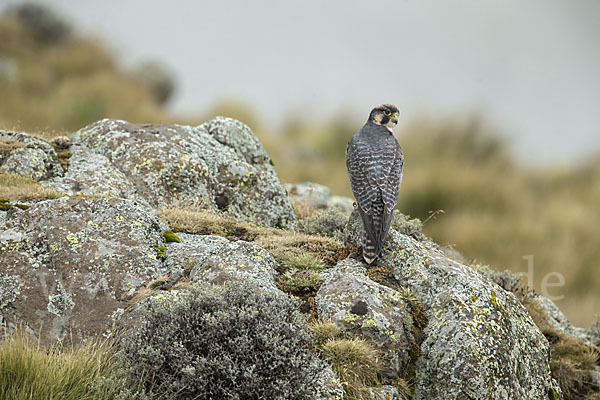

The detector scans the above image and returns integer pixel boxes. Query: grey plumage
[346,104,403,264]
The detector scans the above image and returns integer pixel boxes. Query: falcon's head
[368,104,400,131]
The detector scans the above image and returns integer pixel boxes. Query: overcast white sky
[4,0,600,164]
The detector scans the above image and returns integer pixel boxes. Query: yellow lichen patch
[0,172,64,201]
[65,233,79,245]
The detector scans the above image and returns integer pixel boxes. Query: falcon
[346,104,403,264]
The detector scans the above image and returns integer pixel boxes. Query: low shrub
[120,281,326,399]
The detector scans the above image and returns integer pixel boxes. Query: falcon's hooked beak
[386,113,399,129]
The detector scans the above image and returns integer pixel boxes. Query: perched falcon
[346,104,403,264]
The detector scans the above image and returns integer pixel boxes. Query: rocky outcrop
[46,117,295,227]
[161,233,281,294]
[345,208,562,400]
[2,120,597,399]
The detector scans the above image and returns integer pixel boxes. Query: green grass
[0,328,150,400]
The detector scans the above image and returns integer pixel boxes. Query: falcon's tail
[361,195,393,265]
[362,231,378,264]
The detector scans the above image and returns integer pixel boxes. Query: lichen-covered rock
[0,197,170,344]
[161,233,280,294]
[316,258,416,379]
[345,208,561,400]
[0,130,63,180]
[327,195,354,215]
[41,145,141,203]
[61,117,294,227]
[40,146,149,207]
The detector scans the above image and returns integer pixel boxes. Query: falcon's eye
[384,110,392,116]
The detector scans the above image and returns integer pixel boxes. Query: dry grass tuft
[0,172,64,201]
[0,327,149,400]
[309,319,342,344]
[320,338,381,400]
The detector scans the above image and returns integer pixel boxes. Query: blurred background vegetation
[0,4,598,327]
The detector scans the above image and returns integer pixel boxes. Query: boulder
[345,208,561,400]
[0,197,170,344]
[316,258,417,379]
[286,182,331,209]
[58,118,294,227]
[1,130,63,181]
[534,293,597,346]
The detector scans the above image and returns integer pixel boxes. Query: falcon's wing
[382,137,404,213]
[375,136,403,259]
[346,136,377,214]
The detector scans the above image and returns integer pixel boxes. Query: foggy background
[3,0,600,164]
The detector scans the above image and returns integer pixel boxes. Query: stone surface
[0,130,63,180]
[42,145,141,202]
[345,208,561,400]
[316,258,416,378]
[327,195,354,215]
[57,118,294,227]
[162,233,280,294]
[368,385,405,400]
[0,196,170,344]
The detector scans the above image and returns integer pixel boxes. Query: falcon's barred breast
[346,104,403,264]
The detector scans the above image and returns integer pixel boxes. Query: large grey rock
[59,118,294,227]
[0,197,170,344]
[286,182,331,209]
[162,233,280,294]
[345,209,561,400]
[316,258,417,379]
[0,130,63,180]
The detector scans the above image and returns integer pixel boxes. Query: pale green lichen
[0,274,20,309]
[47,291,75,316]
